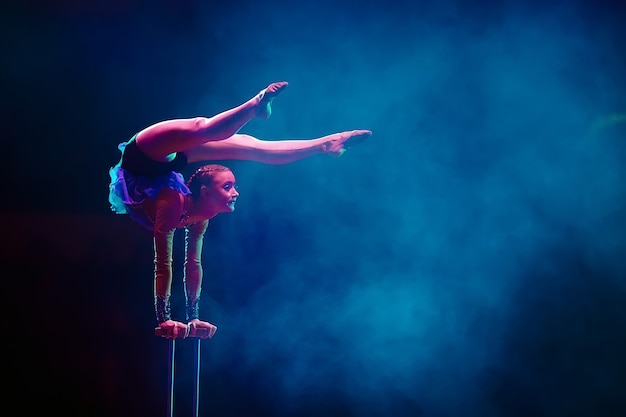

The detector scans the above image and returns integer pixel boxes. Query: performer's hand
[158,320,190,339]
[188,319,217,339]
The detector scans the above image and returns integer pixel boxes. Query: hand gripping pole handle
[154,326,211,338]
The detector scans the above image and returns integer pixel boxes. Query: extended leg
[184,130,373,164]
[135,82,288,162]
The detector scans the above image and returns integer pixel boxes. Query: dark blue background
[3,1,626,416]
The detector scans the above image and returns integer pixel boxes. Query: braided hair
[186,164,232,200]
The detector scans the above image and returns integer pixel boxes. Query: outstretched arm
[152,188,185,332]
[184,220,217,339]
[184,219,208,319]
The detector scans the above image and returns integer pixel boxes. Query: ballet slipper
[256,81,289,119]
[322,130,373,157]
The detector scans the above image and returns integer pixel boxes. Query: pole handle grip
[154,326,210,338]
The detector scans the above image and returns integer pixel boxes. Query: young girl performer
[109,81,372,339]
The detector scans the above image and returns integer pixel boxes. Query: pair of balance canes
[155,326,211,417]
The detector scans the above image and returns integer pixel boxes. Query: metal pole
[193,338,201,417]
[156,327,208,417]
[167,339,176,417]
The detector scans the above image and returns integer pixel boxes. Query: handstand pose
[109,81,372,339]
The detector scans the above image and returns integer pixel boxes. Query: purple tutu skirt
[108,140,191,231]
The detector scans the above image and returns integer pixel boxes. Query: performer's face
[204,170,238,215]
